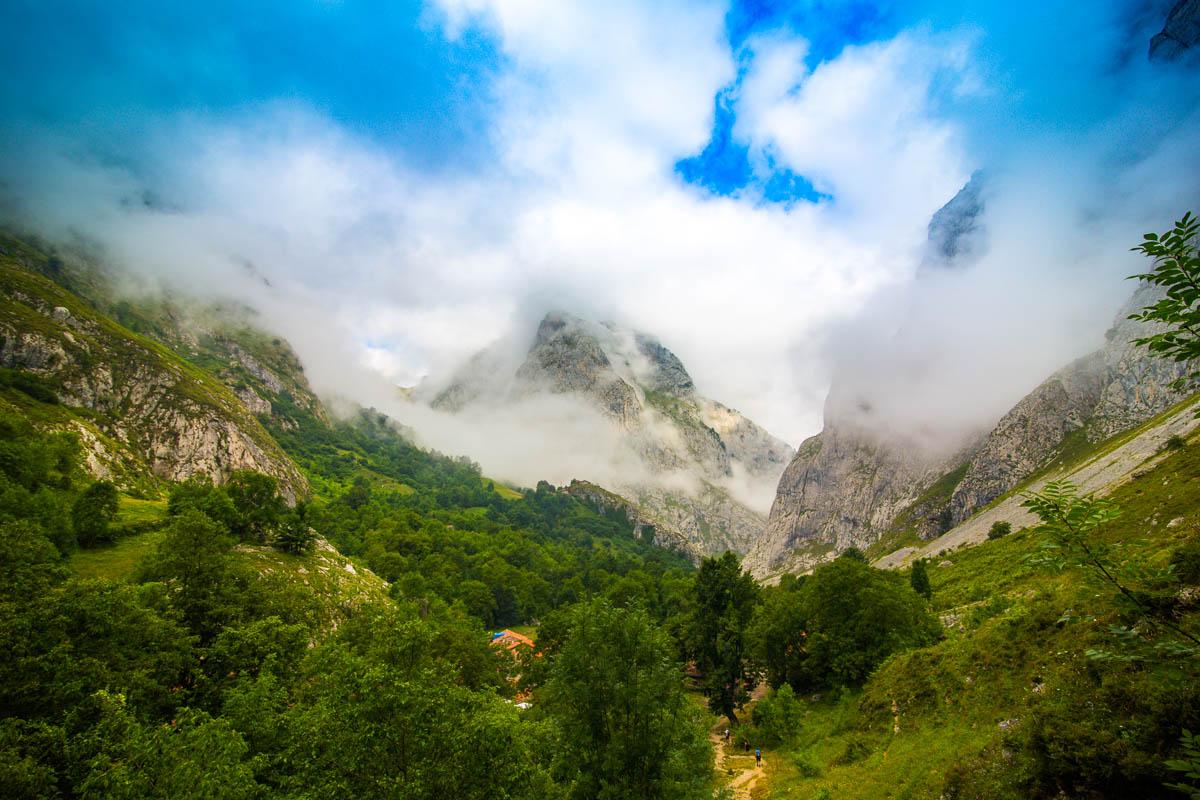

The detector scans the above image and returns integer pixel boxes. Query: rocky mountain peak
[634,333,696,398]
[1150,0,1200,61]
[423,310,794,557]
[924,171,986,270]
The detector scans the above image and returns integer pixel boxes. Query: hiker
[723,728,730,742]
[743,740,749,753]
[755,747,762,766]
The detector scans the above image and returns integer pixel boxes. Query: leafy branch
[1021,480,1200,656]
[1128,211,1200,392]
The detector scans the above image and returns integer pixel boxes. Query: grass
[70,528,165,582]
[761,437,1200,799]
[115,495,168,526]
[506,624,538,639]
[484,477,523,500]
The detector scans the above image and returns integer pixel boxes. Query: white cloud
[5,0,1193,494]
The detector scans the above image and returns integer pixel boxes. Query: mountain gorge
[746,176,1194,578]
[421,310,794,558]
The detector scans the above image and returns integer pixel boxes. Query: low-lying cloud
[1,0,1197,492]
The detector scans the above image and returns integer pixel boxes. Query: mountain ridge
[423,309,793,557]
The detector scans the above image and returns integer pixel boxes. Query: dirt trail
[710,725,765,800]
[710,688,770,800]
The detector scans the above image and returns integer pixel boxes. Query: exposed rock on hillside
[562,479,700,559]
[751,282,1190,579]
[0,236,308,500]
[948,284,1191,524]
[744,413,976,577]
[427,311,793,557]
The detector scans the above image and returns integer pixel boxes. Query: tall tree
[788,557,940,691]
[72,480,119,547]
[692,552,760,724]
[746,580,807,690]
[225,471,284,544]
[909,557,932,600]
[544,600,711,800]
[136,509,240,641]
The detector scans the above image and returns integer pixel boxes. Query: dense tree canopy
[750,556,941,692]
[542,601,712,800]
[692,552,760,723]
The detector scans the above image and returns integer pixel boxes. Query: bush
[751,685,804,746]
[0,368,59,404]
[72,480,119,547]
[910,558,932,600]
[1171,541,1200,585]
[1163,434,1188,452]
[988,521,1012,540]
[834,734,873,765]
[792,754,822,778]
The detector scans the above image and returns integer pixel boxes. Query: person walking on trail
[723,728,730,742]
[755,747,762,766]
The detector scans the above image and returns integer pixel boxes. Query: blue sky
[0,1,1197,467]
[1,1,1185,196]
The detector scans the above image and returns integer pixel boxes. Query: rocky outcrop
[427,311,793,556]
[947,284,1191,524]
[563,479,700,559]
[924,171,986,270]
[752,281,1191,579]
[743,417,973,577]
[1151,0,1200,61]
[0,252,308,501]
[513,313,644,429]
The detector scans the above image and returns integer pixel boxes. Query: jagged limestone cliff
[428,311,793,557]
[0,234,308,500]
[750,282,1190,579]
[947,284,1191,524]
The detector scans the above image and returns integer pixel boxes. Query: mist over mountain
[2,2,1198,454]
[401,309,792,557]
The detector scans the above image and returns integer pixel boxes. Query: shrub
[1163,435,1188,452]
[910,558,932,600]
[834,734,873,765]
[1171,541,1200,585]
[987,521,1012,540]
[792,754,822,778]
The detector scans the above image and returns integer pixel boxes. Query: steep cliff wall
[0,235,308,500]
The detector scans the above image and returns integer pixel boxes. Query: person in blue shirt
[755,747,761,766]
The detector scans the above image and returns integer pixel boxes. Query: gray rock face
[752,283,1190,579]
[924,172,986,270]
[744,418,972,577]
[513,313,644,429]
[0,277,308,501]
[948,284,1191,524]
[634,333,696,397]
[563,479,701,559]
[428,311,794,557]
[1151,0,1200,61]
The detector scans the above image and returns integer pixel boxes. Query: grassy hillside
[758,433,1200,799]
[0,233,306,497]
